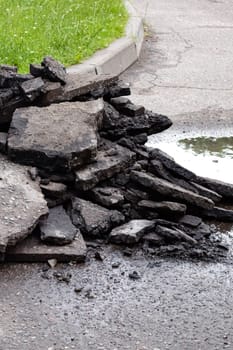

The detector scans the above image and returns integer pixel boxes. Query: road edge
[67,0,144,76]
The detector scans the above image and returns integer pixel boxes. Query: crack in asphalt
[170,27,194,51]
[146,84,233,91]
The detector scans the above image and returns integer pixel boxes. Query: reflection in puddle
[147,136,233,252]
[148,136,233,184]
[179,136,233,159]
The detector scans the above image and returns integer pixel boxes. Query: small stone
[74,286,84,293]
[86,291,95,299]
[129,271,141,280]
[94,251,104,261]
[86,241,101,248]
[30,63,45,77]
[20,77,44,101]
[109,220,156,245]
[42,56,67,85]
[53,271,72,283]
[28,167,38,181]
[112,262,121,268]
[48,258,57,268]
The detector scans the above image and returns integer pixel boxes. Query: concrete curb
[67,0,144,76]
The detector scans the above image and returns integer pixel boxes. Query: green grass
[0,0,128,73]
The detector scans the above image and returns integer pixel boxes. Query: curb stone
[67,0,144,76]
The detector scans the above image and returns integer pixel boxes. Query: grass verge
[0,0,128,72]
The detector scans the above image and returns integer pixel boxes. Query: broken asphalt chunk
[6,232,86,263]
[0,155,48,255]
[131,171,215,210]
[8,99,104,172]
[75,141,135,191]
[42,56,67,85]
[40,206,79,245]
[71,197,125,238]
[109,219,155,245]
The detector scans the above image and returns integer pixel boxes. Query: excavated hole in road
[147,136,233,259]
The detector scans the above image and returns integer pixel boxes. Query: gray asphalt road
[1,1,233,349]
[123,0,233,116]
[1,250,233,350]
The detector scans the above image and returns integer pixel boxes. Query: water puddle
[147,136,233,258]
[148,136,233,184]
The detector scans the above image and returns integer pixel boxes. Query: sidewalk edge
[67,0,144,76]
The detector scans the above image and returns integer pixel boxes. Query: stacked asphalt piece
[0,57,233,263]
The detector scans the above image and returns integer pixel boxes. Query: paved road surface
[123,0,233,143]
[1,1,233,349]
[124,0,233,116]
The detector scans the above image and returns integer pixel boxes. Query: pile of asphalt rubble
[0,56,232,263]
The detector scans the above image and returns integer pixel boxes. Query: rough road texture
[1,0,233,349]
[1,251,233,350]
[122,0,233,141]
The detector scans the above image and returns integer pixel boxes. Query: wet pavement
[2,0,233,349]
[1,249,233,350]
